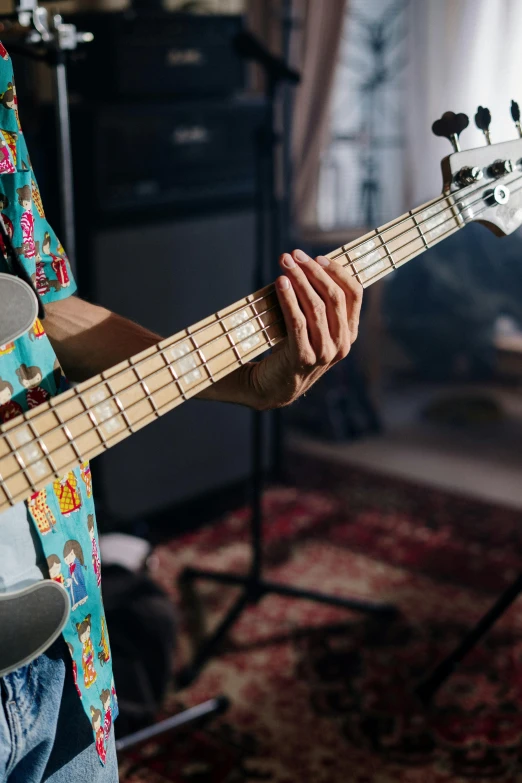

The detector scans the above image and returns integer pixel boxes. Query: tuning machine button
[489,159,514,177]
[475,106,492,144]
[511,100,522,137]
[432,111,469,152]
[455,166,483,187]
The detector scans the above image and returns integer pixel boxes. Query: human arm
[44,248,362,411]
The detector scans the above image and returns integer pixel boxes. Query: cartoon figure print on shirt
[100,689,113,747]
[90,707,106,763]
[0,193,14,258]
[33,241,50,298]
[30,318,45,342]
[43,231,70,289]
[0,376,22,423]
[28,488,57,535]
[54,471,82,516]
[15,363,50,409]
[0,131,15,175]
[98,617,111,667]
[0,81,20,128]
[16,184,36,258]
[64,539,88,610]
[88,514,102,587]
[68,642,82,698]
[81,462,93,498]
[47,553,66,587]
[76,614,97,689]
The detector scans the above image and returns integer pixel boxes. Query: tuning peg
[511,100,522,137]
[431,111,469,152]
[475,106,492,144]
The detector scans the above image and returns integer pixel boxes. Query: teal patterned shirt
[0,43,117,764]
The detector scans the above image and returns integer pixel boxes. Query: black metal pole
[52,49,76,274]
[416,572,522,705]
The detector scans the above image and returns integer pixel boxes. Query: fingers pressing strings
[292,249,363,346]
[276,271,316,368]
[277,250,362,366]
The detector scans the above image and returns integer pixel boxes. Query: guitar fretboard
[0,191,464,514]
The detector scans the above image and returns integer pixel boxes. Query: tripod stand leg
[416,572,522,705]
[259,578,397,616]
[115,696,230,753]
[177,590,251,688]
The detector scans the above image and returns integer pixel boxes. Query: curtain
[291,0,348,228]
[406,0,522,207]
[247,0,348,229]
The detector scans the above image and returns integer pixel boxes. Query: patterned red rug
[119,455,522,783]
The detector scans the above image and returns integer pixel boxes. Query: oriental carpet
[119,454,522,783]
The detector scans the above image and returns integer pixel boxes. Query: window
[318,0,409,231]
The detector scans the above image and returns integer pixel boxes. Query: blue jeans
[0,637,118,782]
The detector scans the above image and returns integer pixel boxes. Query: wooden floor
[289,382,522,511]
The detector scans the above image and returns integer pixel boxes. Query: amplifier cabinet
[65,12,246,100]
[71,97,266,214]
[83,208,269,522]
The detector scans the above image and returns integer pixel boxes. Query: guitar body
[0,580,70,677]
[0,272,39,346]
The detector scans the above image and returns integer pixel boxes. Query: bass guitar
[2,107,522,675]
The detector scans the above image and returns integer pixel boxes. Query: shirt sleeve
[0,42,77,305]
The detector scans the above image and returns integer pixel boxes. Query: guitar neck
[0,192,464,513]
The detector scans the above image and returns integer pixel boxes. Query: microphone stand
[177,29,397,689]
[0,1,93,274]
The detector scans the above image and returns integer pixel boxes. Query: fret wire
[0,317,286,482]
[26,417,61,479]
[330,197,447,263]
[188,333,214,383]
[4,432,36,494]
[52,404,84,464]
[343,202,456,273]
[377,235,397,270]
[128,365,159,420]
[228,334,243,365]
[411,210,429,249]
[160,347,189,402]
[106,379,138,430]
[343,206,462,280]
[0,469,14,505]
[448,192,466,228]
[254,311,274,346]
[360,222,461,288]
[75,388,110,450]
[220,314,244,366]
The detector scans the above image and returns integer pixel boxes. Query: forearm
[44,296,259,407]
[44,297,162,382]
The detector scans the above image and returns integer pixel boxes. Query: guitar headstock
[433,105,522,237]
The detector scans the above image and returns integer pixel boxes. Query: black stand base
[415,572,522,705]
[177,566,398,688]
